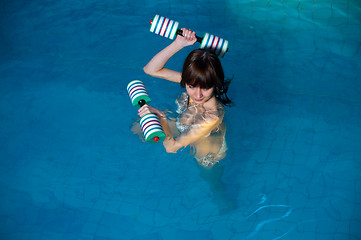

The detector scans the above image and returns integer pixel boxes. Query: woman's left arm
[164,113,221,153]
[138,105,221,154]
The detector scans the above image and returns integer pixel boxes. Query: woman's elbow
[163,138,181,153]
[143,66,156,76]
[164,144,178,153]
[143,66,151,75]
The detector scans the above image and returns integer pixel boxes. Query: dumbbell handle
[176,29,203,43]
[138,99,146,107]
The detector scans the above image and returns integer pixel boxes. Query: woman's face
[185,84,215,104]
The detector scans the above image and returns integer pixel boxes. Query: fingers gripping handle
[176,29,203,43]
[150,14,229,57]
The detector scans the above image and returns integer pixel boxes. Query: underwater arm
[164,114,221,153]
[138,105,220,153]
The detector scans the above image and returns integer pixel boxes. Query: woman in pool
[140,28,231,168]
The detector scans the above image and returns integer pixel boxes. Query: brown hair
[180,49,231,106]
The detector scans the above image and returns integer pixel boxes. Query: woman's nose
[196,88,202,98]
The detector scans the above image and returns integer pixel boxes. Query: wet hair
[180,49,232,106]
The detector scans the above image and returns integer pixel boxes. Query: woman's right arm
[143,28,197,83]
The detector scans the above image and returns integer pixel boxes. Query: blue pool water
[1,0,361,239]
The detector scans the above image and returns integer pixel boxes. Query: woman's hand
[138,104,164,118]
[175,28,197,47]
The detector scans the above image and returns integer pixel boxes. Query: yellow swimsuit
[175,92,227,167]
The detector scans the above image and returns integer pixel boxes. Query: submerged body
[175,92,227,167]
[139,28,231,167]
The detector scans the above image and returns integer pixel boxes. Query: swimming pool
[1,0,360,239]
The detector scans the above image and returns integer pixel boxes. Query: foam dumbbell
[127,80,166,143]
[149,14,229,57]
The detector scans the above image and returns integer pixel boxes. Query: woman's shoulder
[177,91,188,101]
[176,92,189,114]
[202,101,225,124]
[205,98,225,115]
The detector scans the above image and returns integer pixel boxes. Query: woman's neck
[202,96,218,110]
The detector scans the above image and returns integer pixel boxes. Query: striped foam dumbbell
[127,80,166,143]
[149,14,229,57]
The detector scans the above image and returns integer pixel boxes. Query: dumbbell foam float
[149,14,229,57]
[127,80,166,143]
